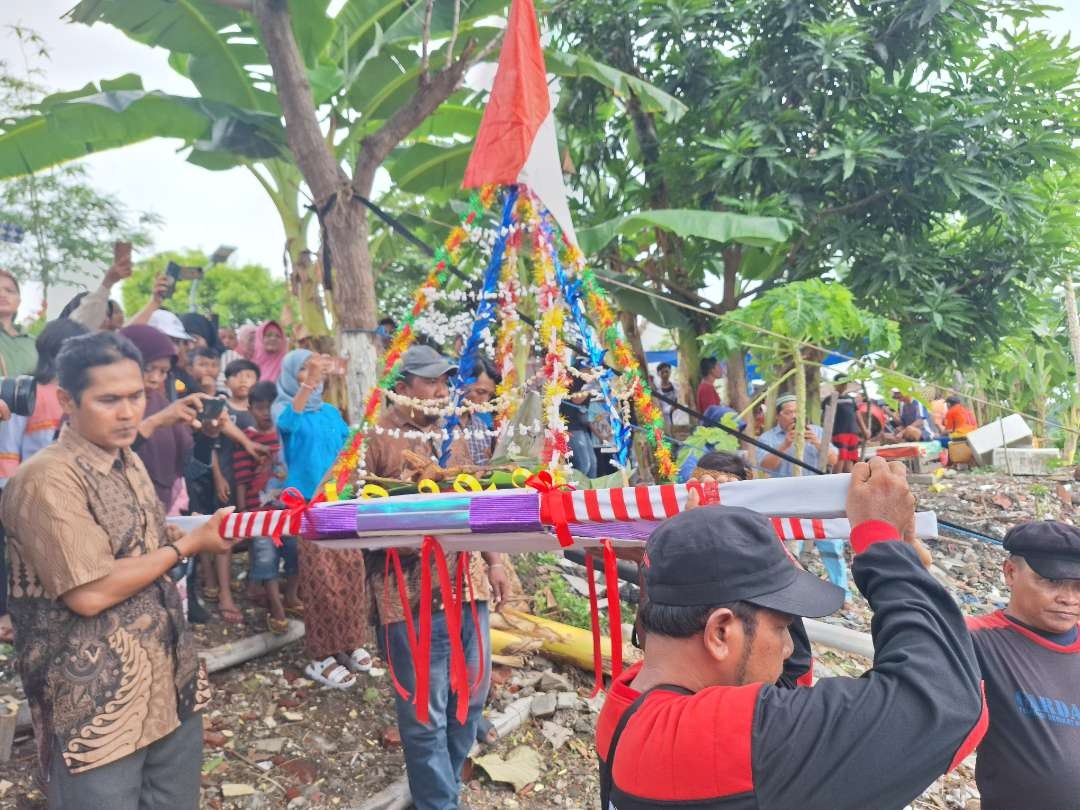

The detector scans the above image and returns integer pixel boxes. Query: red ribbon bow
[277,487,326,545]
[526,471,576,548]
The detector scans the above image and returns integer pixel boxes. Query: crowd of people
[0,254,1074,810]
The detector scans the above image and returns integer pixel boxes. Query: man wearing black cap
[967,521,1080,810]
[596,457,986,810]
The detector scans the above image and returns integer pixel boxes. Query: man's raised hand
[846,457,916,538]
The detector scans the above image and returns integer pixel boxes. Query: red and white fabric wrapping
[166,474,939,549]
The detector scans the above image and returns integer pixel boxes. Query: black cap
[644,506,845,617]
[1003,521,1080,580]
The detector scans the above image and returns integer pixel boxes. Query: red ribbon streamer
[602,539,623,682]
[527,471,576,547]
[583,552,605,697]
[277,487,326,547]
[383,538,486,726]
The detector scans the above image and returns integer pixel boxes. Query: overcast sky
[2,1,1079,317]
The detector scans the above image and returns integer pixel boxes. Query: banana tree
[0,0,688,413]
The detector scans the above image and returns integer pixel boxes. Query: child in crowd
[235,380,297,633]
[225,358,260,413]
[190,347,222,396]
[210,362,259,624]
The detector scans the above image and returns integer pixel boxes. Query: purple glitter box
[304,491,543,538]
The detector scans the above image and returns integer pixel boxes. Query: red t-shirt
[696,379,721,413]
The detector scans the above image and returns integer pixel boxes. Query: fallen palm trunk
[490,608,640,675]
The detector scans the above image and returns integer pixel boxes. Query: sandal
[220,605,244,625]
[202,586,220,603]
[284,602,305,618]
[304,656,356,690]
[338,648,372,674]
[267,615,290,635]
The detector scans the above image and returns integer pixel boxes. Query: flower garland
[578,265,678,481]
[361,185,498,425]
[519,193,573,473]
[326,186,499,492]
[493,211,525,427]
[524,189,633,470]
[439,186,521,464]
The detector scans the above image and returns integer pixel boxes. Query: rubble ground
[0,467,1071,809]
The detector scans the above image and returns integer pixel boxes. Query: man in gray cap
[967,521,1080,809]
[363,344,509,810]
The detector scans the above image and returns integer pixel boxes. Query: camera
[0,375,35,417]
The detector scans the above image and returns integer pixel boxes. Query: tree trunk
[820,392,838,474]
[254,0,377,415]
[618,311,649,374]
[720,247,750,413]
[675,326,700,413]
[793,348,806,476]
[255,0,472,417]
[803,348,823,426]
[1063,277,1080,455]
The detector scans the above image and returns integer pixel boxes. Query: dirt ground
[0,466,1073,808]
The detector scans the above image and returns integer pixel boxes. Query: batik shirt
[1,427,210,776]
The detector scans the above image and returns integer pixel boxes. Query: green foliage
[674,424,740,473]
[0,164,158,291]
[702,279,900,377]
[0,28,159,292]
[577,209,793,255]
[551,0,1080,373]
[122,250,286,326]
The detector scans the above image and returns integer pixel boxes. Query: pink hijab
[252,320,285,382]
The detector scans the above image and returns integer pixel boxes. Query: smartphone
[113,240,132,265]
[163,261,205,300]
[201,397,225,420]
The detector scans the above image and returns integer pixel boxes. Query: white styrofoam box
[991,447,1060,476]
[966,414,1033,464]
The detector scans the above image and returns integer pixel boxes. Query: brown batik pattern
[2,428,209,777]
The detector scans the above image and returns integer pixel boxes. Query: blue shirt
[757,424,824,478]
[275,403,350,500]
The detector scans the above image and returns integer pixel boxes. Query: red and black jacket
[596,522,988,810]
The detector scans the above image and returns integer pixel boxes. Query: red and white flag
[461,0,577,246]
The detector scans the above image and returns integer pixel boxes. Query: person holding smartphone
[66,240,132,333]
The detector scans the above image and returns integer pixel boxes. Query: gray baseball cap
[400,344,458,379]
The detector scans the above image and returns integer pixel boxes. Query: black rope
[353,193,1012,545]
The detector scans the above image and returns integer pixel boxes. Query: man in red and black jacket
[967,521,1080,810]
[596,457,987,810]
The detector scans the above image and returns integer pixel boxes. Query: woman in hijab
[252,320,286,382]
[180,312,221,353]
[236,324,257,359]
[120,325,200,510]
[123,325,225,623]
[273,349,370,689]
